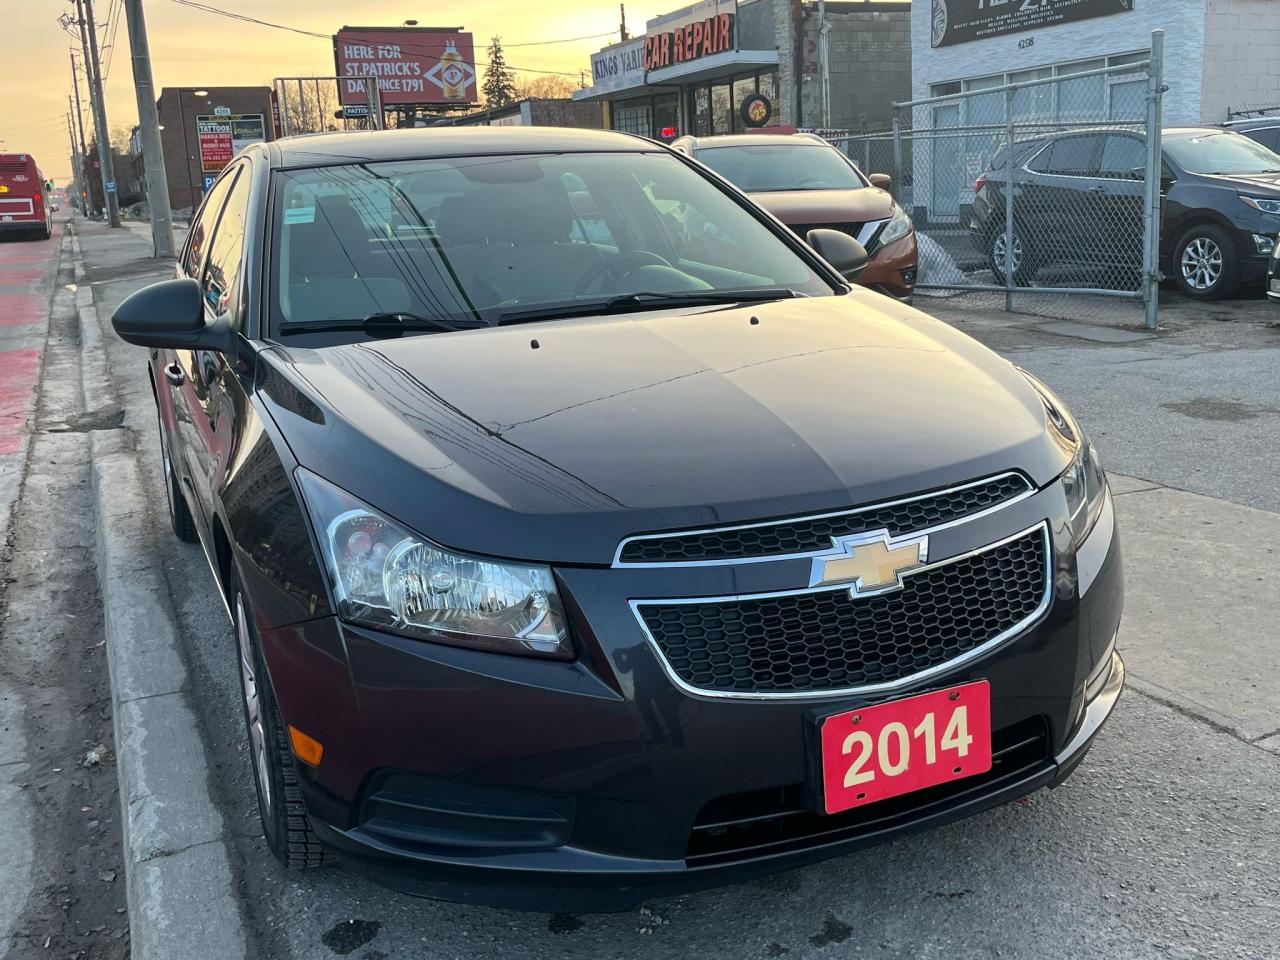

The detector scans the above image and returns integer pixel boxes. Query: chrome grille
[634,525,1050,697]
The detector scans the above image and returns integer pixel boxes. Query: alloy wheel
[993,232,1023,276]
[236,593,272,814]
[1180,237,1223,292]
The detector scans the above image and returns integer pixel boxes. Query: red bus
[0,153,53,240]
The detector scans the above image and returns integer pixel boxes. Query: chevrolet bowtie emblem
[810,531,929,597]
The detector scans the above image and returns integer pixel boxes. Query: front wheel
[233,572,330,869]
[1173,224,1239,300]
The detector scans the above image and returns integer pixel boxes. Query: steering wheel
[574,250,672,295]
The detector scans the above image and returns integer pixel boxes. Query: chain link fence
[831,30,1166,329]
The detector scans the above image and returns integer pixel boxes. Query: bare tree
[515,75,578,101]
[278,78,344,134]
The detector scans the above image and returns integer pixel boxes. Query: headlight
[1018,370,1108,546]
[878,203,913,246]
[1240,195,1280,215]
[296,469,571,659]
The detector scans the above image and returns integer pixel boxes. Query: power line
[505,31,617,47]
[101,0,126,82]
[165,0,604,77]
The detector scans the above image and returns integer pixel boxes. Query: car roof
[266,126,657,169]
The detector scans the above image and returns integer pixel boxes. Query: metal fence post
[1003,86,1016,313]
[1142,29,1166,331]
[891,107,903,194]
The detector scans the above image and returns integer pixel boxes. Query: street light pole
[76,0,121,226]
[122,0,175,257]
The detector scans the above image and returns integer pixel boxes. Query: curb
[77,241,248,958]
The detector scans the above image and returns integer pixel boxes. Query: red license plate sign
[818,680,992,814]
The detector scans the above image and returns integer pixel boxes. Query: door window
[1099,136,1146,179]
[183,171,236,278]
[1042,135,1103,176]
[201,165,251,321]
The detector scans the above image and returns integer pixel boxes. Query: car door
[184,161,253,526]
[1094,133,1148,282]
[1020,133,1105,266]
[163,170,236,533]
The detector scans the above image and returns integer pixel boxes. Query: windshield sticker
[284,205,316,225]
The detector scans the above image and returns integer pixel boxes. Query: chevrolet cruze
[111,128,1123,910]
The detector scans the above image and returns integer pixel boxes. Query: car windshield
[694,143,866,193]
[270,151,834,334]
[1163,131,1280,175]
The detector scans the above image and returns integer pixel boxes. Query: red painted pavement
[0,223,60,454]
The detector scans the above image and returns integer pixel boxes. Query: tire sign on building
[929,0,1134,48]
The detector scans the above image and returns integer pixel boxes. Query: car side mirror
[807,228,868,282]
[868,172,892,189]
[111,277,232,352]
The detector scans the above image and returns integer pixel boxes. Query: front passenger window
[202,167,251,322]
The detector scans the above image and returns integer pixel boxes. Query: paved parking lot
[10,219,1280,959]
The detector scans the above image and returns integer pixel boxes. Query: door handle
[163,362,185,386]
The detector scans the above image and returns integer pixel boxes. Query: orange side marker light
[288,725,324,766]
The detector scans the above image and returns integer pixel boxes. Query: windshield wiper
[496,288,804,326]
[279,312,487,338]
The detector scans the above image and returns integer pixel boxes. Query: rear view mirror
[869,173,892,189]
[807,228,868,282]
[111,277,229,351]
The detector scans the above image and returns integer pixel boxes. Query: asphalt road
[75,220,1280,960]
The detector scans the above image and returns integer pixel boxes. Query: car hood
[1200,170,1280,194]
[748,187,895,225]
[258,291,1068,565]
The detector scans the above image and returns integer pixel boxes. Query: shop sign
[590,38,646,94]
[196,114,266,172]
[644,0,737,71]
[739,93,772,128]
[930,0,1134,48]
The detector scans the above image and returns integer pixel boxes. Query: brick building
[155,86,273,215]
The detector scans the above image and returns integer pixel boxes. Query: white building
[912,0,1280,127]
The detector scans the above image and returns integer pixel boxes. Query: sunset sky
[2,0,630,183]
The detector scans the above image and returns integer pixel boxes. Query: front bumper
[859,232,917,300]
[259,482,1123,910]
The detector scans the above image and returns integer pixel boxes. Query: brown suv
[672,133,917,300]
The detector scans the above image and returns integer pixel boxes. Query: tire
[1172,224,1239,300]
[157,410,199,543]
[232,570,330,869]
[989,227,1037,286]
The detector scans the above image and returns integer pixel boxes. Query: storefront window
[613,100,653,137]
[711,84,731,136]
[693,86,711,137]
[653,93,679,138]
[759,70,778,105]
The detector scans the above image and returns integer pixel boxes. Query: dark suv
[971,127,1280,300]
[1223,117,1280,153]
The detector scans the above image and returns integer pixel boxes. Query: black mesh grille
[619,473,1030,565]
[639,528,1047,694]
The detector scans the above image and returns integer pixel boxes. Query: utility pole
[76,0,121,227]
[620,4,629,41]
[122,0,175,257]
[70,55,92,214]
[65,112,81,208]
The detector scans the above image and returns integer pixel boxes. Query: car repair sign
[930,0,1134,48]
[333,27,478,106]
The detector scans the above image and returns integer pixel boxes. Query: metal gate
[272,76,384,137]
[834,29,1167,329]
